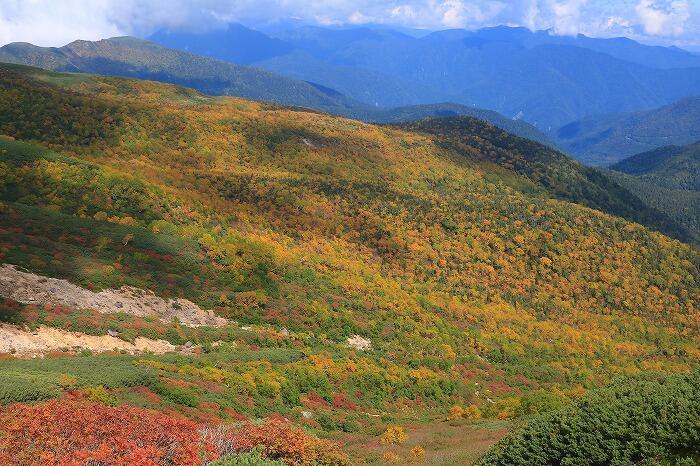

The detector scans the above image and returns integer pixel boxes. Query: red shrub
[331,393,358,411]
[203,419,349,466]
[0,396,216,466]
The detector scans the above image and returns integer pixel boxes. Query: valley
[0,61,697,464]
[0,8,699,464]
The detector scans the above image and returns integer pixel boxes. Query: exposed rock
[301,411,313,419]
[0,264,227,327]
[347,335,372,351]
[184,341,194,348]
[107,329,120,337]
[0,323,179,357]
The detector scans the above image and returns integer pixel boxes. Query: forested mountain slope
[0,38,551,145]
[0,63,698,464]
[368,104,553,147]
[605,142,700,242]
[151,24,700,129]
[398,117,694,243]
[611,141,700,189]
[0,37,363,115]
[556,96,700,166]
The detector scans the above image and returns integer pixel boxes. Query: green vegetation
[606,141,700,243]
[213,450,284,466]
[0,356,156,403]
[0,63,697,463]
[399,116,695,243]
[611,141,700,191]
[478,371,700,466]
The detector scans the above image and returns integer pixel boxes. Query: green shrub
[478,371,700,466]
[212,449,284,466]
[0,355,157,404]
[0,370,60,403]
[153,383,199,407]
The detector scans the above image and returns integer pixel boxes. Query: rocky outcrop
[0,264,227,327]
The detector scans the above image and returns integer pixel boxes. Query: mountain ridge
[556,96,700,166]
[147,23,700,129]
[0,37,552,145]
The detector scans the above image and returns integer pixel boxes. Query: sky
[0,0,699,50]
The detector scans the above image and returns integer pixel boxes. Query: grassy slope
[0,64,699,463]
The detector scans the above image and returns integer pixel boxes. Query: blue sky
[1,0,699,50]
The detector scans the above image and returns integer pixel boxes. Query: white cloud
[0,0,123,46]
[391,4,418,21]
[438,1,506,29]
[549,0,588,35]
[635,0,691,36]
[0,0,697,48]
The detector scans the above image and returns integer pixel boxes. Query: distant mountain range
[556,96,700,166]
[148,24,700,129]
[0,37,363,116]
[0,37,552,146]
[607,141,700,241]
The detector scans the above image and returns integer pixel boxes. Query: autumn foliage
[203,418,349,466]
[0,394,214,465]
[0,393,348,466]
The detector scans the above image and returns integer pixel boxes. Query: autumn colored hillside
[0,63,698,464]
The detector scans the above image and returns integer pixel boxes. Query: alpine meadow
[0,2,699,465]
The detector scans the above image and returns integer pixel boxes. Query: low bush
[478,371,700,466]
[202,419,350,466]
[0,395,216,465]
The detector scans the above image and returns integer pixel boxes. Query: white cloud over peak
[549,0,589,36]
[635,0,691,36]
[0,0,697,48]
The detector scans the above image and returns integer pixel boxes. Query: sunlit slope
[0,63,698,384]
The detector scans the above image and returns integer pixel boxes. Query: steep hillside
[611,141,700,190]
[397,117,693,242]
[556,97,700,166]
[605,142,700,241]
[0,64,698,464]
[0,37,363,115]
[368,104,554,147]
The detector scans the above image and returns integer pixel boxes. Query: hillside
[605,142,700,241]
[0,37,364,115]
[0,64,698,464]
[368,104,554,147]
[556,97,700,166]
[397,117,693,243]
[0,37,550,144]
[151,24,700,128]
[611,141,700,190]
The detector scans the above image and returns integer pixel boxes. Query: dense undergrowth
[478,371,700,466]
[0,63,698,463]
